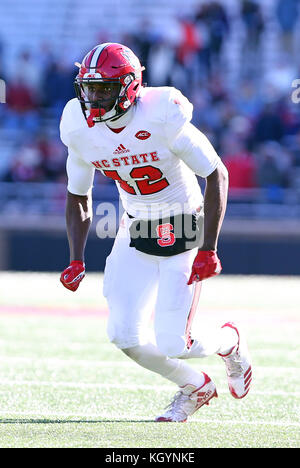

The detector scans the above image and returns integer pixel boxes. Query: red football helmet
[74,43,145,127]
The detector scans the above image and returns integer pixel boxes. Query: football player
[60,43,252,422]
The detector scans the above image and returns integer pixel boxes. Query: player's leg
[154,249,252,401]
[103,214,159,349]
[104,214,207,390]
[154,248,238,359]
[153,248,221,421]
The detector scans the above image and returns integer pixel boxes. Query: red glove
[60,261,85,292]
[187,250,222,285]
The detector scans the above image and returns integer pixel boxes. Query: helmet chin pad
[86,108,106,128]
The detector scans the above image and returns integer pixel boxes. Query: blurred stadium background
[0,0,300,275]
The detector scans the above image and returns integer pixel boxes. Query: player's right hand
[60,261,85,292]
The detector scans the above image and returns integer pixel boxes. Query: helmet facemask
[74,71,138,127]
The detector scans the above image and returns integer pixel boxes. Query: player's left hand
[187,250,222,284]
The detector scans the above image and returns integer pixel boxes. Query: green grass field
[0,272,299,448]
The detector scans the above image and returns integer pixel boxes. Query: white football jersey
[60,86,221,219]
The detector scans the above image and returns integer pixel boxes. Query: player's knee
[156,333,187,358]
[107,321,143,349]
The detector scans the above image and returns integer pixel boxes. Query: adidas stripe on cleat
[155,373,218,422]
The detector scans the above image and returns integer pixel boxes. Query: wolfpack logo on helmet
[74,43,145,127]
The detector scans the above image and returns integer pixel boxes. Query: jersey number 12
[103,165,169,195]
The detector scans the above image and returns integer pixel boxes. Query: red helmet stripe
[89,43,111,70]
[84,47,97,69]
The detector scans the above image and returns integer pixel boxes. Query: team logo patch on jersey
[135,130,151,140]
[113,144,130,154]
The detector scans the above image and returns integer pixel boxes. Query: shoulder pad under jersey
[60,98,86,146]
[138,87,193,128]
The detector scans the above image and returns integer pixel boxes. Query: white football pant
[103,213,236,365]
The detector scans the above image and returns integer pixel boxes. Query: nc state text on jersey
[91,151,160,169]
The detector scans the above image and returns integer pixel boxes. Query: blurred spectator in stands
[3,133,68,183]
[264,55,298,99]
[127,20,159,84]
[293,130,300,166]
[3,142,45,182]
[173,17,202,92]
[253,102,285,143]
[257,141,293,201]
[41,60,76,118]
[193,18,211,79]
[194,2,229,76]
[176,18,201,67]
[241,0,265,48]
[234,79,263,121]
[222,132,258,190]
[13,50,42,103]
[3,50,42,134]
[37,134,66,181]
[147,36,176,87]
[208,73,228,104]
[5,76,40,134]
[0,36,4,78]
[207,1,229,69]
[191,75,232,148]
[215,97,237,141]
[240,0,265,78]
[38,42,56,78]
[228,114,253,148]
[278,96,300,136]
[190,81,214,129]
[276,0,300,57]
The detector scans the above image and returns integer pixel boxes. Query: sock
[122,342,205,388]
[166,359,205,388]
[217,326,238,356]
[178,325,238,359]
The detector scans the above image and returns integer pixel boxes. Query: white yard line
[0,378,299,397]
[0,410,298,428]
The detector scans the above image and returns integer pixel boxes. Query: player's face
[83,82,121,111]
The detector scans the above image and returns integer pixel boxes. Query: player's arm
[200,161,228,252]
[185,161,228,284]
[66,190,93,262]
[165,91,228,282]
[169,121,229,248]
[187,161,228,284]
[168,122,229,283]
[60,149,95,291]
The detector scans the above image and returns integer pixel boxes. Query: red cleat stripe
[244,372,252,385]
[245,379,252,391]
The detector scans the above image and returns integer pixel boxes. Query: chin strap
[86,108,106,128]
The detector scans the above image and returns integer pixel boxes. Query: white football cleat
[218,322,252,399]
[155,373,218,422]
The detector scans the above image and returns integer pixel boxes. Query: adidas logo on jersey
[113,144,130,154]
